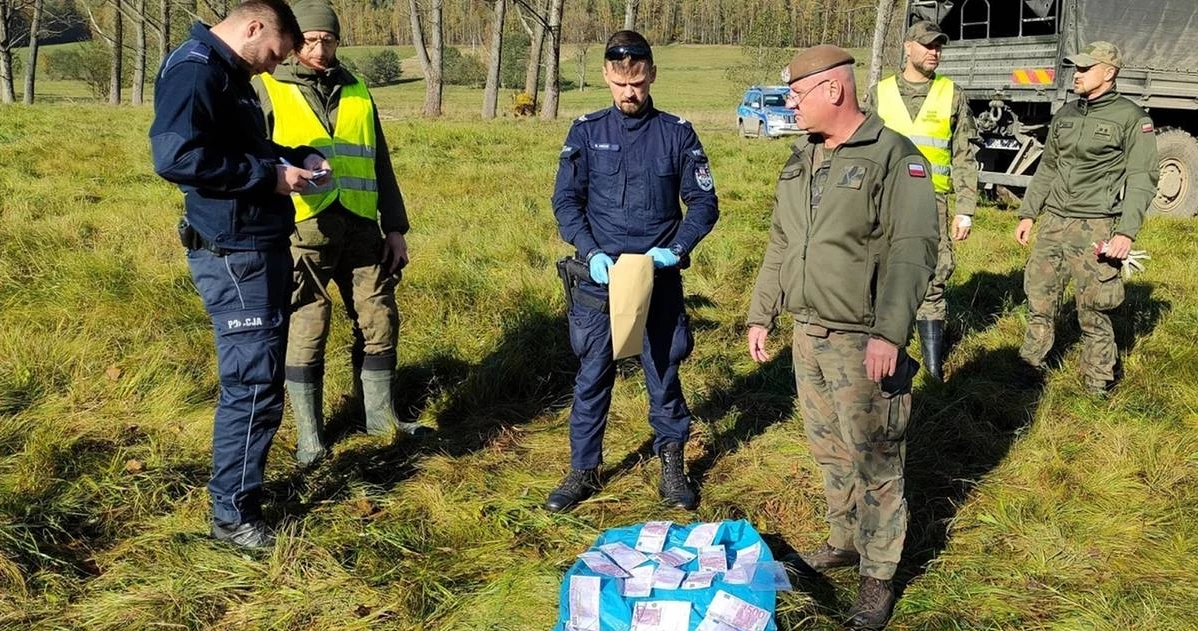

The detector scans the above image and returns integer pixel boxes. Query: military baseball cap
[782,45,855,84]
[1065,41,1123,69]
[905,20,949,46]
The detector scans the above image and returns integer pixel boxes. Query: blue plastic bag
[552,519,780,631]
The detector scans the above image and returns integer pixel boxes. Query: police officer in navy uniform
[548,30,719,512]
[150,0,331,548]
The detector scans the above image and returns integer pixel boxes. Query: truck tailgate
[938,35,1060,99]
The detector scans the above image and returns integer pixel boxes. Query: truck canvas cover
[1074,0,1198,72]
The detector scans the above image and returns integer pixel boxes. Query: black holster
[555,256,608,312]
[177,218,229,256]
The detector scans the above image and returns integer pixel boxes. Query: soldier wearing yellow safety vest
[253,0,427,467]
[864,20,979,382]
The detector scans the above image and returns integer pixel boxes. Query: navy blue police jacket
[150,22,316,251]
[552,100,719,262]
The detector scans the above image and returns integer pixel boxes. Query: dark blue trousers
[187,247,291,525]
[566,272,694,470]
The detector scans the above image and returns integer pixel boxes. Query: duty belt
[177,218,230,256]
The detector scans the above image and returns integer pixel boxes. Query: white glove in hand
[1121,249,1150,279]
[1095,240,1150,279]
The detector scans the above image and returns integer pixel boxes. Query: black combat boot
[917,319,945,382]
[544,468,601,513]
[846,576,896,630]
[797,542,860,571]
[658,442,698,510]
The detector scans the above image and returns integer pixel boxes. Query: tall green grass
[2,45,1197,630]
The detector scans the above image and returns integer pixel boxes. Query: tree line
[0,0,900,116]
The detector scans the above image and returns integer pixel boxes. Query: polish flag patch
[1142,122,1155,133]
[907,162,927,178]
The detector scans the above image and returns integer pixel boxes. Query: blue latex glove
[645,247,680,269]
[589,252,614,284]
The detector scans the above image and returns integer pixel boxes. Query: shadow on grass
[268,308,576,516]
[944,268,1024,348]
[687,348,796,489]
[896,346,1043,593]
[0,433,207,581]
[897,281,1167,592]
[603,345,798,487]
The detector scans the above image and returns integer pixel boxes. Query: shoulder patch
[907,162,927,178]
[690,147,707,162]
[694,163,714,191]
[1141,120,1154,133]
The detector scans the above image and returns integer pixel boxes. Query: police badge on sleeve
[695,163,714,191]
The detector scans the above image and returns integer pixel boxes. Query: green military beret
[782,45,855,85]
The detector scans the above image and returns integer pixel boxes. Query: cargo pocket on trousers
[215,308,285,387]
[667,314,694,364]
[568,302,607,359]
[1084,261,1125,311]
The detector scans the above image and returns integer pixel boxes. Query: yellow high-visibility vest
[877,75,954,193]
[259,72,378,222]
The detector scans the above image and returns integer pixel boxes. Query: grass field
[2,44,1198,631]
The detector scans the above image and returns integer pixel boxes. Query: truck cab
[912,0,1198,216]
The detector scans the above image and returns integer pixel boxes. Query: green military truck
[908,0,1198,216]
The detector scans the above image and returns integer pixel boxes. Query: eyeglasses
[604,44,652,62]
[302,35,339,48]
[786,79,831,107]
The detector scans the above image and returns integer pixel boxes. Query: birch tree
[21,0,39,104]
[538,0,561,120]
[481,0,504,118]
[408,0,443,116]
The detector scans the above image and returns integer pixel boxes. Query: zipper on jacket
[799,145,821,322]
[1064,98,1091,201]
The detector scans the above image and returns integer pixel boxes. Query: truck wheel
[1152,129,1198,218]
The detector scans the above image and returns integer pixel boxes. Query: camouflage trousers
[1019,213,1124,387]
[793,325,916,580]
[916,195,954,322]
[285,205,400,383]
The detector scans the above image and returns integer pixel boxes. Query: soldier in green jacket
[863,20,979,381]
[253,0,427,467]
[1015,41,1159,396]
[746,45,938,631]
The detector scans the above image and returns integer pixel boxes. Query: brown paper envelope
[608,254,655,359]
